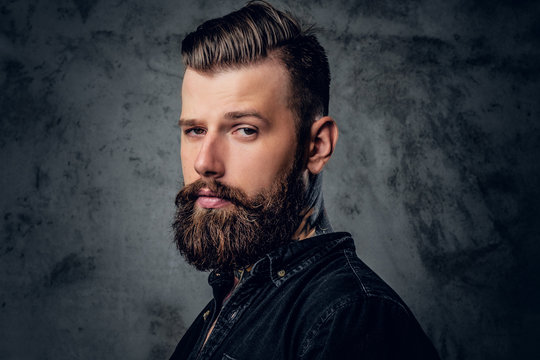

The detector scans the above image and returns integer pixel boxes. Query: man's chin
[174,169,305,272]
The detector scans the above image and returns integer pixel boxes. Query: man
[170,1,440,359]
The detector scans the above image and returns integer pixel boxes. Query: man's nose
[194,134,225,179]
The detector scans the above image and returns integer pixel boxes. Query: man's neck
[293,172,333,240]
[230,173,332,283]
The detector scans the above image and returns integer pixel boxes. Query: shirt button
[229,310,238,320]
[277,270,286,277]
[203,310,210,321]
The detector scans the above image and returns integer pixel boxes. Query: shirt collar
[251,232,353,286]
[208,232,353,296]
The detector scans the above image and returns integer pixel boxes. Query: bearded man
[170,1,440,359]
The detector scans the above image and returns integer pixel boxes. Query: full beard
[172,167,306,272]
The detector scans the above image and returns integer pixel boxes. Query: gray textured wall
[1,0,539,359]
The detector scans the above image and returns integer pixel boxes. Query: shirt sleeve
[298,296,440,360]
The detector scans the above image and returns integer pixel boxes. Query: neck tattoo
[293,172,333,240]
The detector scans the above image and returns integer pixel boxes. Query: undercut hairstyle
[181,0,330,153]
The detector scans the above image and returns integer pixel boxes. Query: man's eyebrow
[178,119,197,127]
[224,111,269,123]
[178,111,268,127]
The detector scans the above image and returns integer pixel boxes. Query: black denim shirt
[170,232,440,360]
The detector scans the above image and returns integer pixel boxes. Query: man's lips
[196,188,232,209]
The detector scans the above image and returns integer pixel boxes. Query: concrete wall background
[1,0,538,359]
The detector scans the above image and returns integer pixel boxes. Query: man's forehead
[180,60,292,115]
[182,58,290,90]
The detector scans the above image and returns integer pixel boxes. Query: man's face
[179,60,298,202]
[174,60,306,271]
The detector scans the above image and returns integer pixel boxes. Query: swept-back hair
[181,0,330,145]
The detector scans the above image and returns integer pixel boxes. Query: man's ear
[307,116,339,174]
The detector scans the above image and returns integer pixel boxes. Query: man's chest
[180,279,317,360]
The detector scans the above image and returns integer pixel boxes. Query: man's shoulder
[292,232,411,317]
[287,233,440,360]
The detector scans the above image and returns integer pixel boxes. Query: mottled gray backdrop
[1,0,539,359]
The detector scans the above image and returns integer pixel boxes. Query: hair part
[181,0,330,156]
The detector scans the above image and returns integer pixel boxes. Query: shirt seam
[344,248,370,295]
[344,248,409,313]
[298,296,358,359]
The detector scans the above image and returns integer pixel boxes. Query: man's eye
[236,127,257,137]
[185,128,206,136]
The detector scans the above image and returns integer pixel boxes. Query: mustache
[175,179,253,209]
